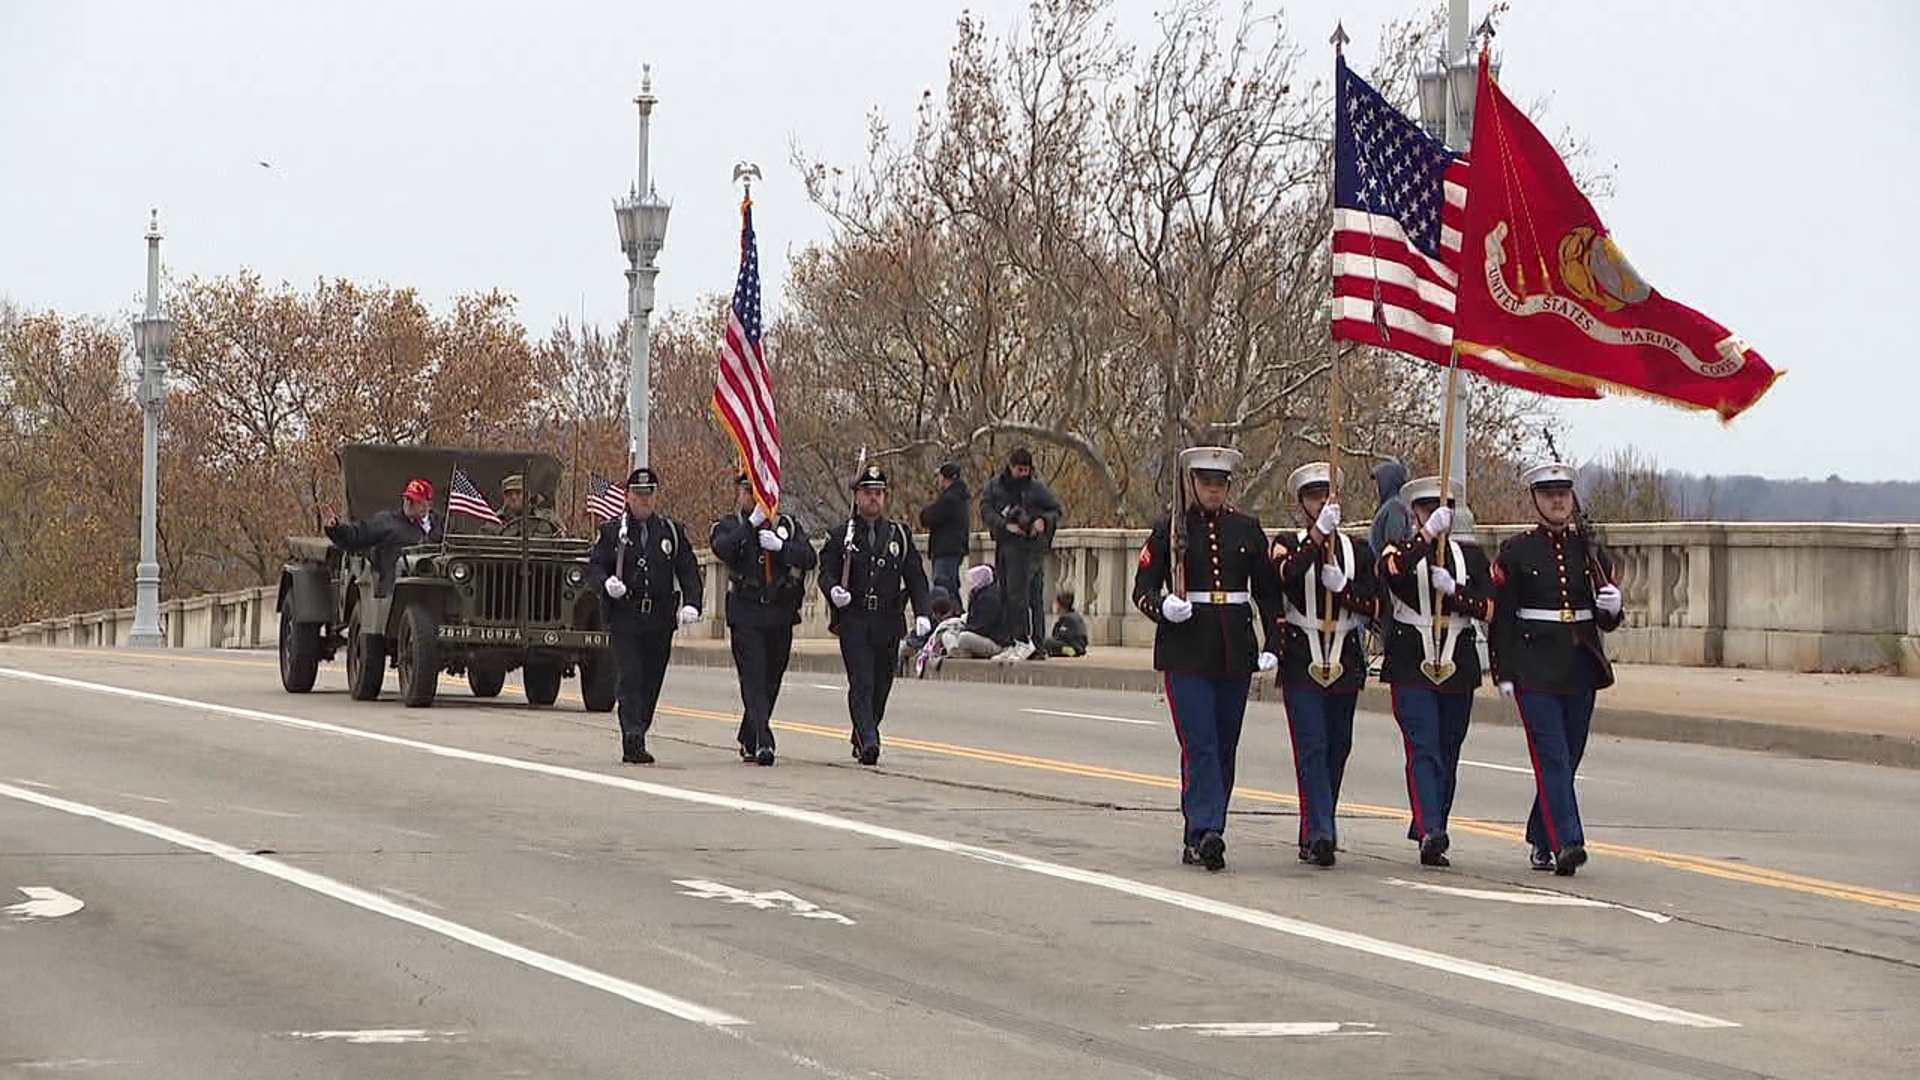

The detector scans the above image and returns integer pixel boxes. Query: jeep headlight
[566,566,585,587]
[449,561,471,582]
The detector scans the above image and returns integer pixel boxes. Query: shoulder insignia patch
[1138,543,1153,569]
[1491,562,1508,587]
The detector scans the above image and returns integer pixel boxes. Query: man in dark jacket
[1369,460,1411,555]
[323,477,444,596]
[918,462,971,610]
[711,473,817,766]
[979,446,1063,657]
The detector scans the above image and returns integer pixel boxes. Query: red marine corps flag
[1452,50,1783,420]
[711,174,781,516]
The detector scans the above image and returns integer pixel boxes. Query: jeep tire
[524,662,563,707]
[580,650,617,713]
[279,605,322,694]
[396,602,441,708]
[346,610,387,701]
[466,665,506,699]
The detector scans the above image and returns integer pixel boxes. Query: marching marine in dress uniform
[818,463,933,766]
[1130,447,1282,872]
[1490,461,1624,876]
[1270,462,1380,868]
[711,472,817,767]
[585,467,704,765]
[1377,476,1492,867]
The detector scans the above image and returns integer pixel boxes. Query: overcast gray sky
[3,1,1913,481]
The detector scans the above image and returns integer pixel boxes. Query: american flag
[585,473,625,522]
[711,197,781,514]
[447,465,502,524]
[1330,53,1597,399]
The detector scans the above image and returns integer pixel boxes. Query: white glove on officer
[1320,562,1348,593]
[1256,651,1278,672]
[603,577,627,599]
[830,585,853,608]
[1315,501,1342,536]
[757,529,783,552]
[749,505,768,526]
[677,605,700,625]
[914,615,931,638]
[1422,505,1454,540]
[1429,566,1457,596]
[1595,583,1623,616]
[1160,594,1193,623]
[1498,681,1516,703]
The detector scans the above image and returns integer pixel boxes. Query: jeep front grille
[470,562,566,624]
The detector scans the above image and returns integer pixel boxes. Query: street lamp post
[1415,0,1497,536]
[128,209,174,648]
[613,65,672,468]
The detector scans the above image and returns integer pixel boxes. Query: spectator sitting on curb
[941,564,1013,664]
[1041,590,1090,657]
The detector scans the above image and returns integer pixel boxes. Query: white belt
[1391,597,1433,627]
[1185,591,1251,605]
[1286,610,1363,633]
[1519,607,1593,623]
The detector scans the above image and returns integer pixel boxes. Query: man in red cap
[322,477,444,595]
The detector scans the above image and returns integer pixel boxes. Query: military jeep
[275,443,617,710]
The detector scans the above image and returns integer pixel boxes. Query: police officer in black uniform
[585,466,704,765]
[711,472,817,767]
[1270,461,1381,868]
[1131,446,1282,872]
[818,462,933,766]
[1377,475,1489,867]
[1490,461,1623,876]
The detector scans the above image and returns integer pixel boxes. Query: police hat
[734,471,751,488]
[1287,461,1333,497]
[851,462,889,490]
[1521,462,1577,490]
[1178,445,1243,482]
[500,473,525,494]
[1402,474,1464,508]
[938,461,961,480]
[626,466,660,493]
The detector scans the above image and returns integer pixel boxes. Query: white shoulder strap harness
[1284,530,1363,687]
[1389,538,1470,684]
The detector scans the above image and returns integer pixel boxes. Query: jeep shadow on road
[275,443,616,712]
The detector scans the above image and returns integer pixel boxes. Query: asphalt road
[0,645,1915,1079]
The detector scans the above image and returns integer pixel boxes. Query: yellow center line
[17,646,1920,914]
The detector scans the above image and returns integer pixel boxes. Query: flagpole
[731,162,778,586]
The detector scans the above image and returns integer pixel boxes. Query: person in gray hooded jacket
[1370,460,1412,554]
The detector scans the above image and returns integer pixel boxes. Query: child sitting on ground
[1040,589,1090,657]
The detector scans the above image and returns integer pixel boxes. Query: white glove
[757,529,783,552]
[1160,594,1193,623]
[1256,651,1278,672]
[1429,566,1457,596]
[603,577,627,599]
[1595,583,1622,615]
[1315,502,1342,535]
[914,616,931,638]
[749,506,768,526]
[677,605,700,625]
[1497,681,1515,703]
[1423,505,1454,540]
[1320,562,1348,593]
[830,585,853,608]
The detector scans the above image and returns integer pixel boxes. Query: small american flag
[585,473,626,522]
[1329,53,1595,399]
[448,465,502,524]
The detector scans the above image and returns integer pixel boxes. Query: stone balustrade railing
[3,524,1915,676]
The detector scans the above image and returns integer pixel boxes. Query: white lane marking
[0,781,748,1029]
[381,887,446,912]
[513,912,585,942]
[1140,1022,1385,1037]
[675,878,857,925]
[13,1059,135,1070]
[286,1029,463,1044]
[7,778,57,790]
[1021,707,1159,727]
[0,666,1737,1030]
[116,792,172,805]
[807,683,842,691]
[228,804,301,819]
[1386,878,1673,924]
[1462,759,1588,781]
[653,942,734,977]
[5,886,85,920]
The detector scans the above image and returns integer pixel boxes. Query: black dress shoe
[755,746,776,767]
[1310,837,1337,868]
[1529,846,1556,871]
[1182,845,1202,866]
[857,744,880,766]
[1196,831,1226,872]
[738,742,754,762]
[1552,843,1587,876]
[1419,833,1452,867]
[622,743,655,765]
